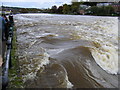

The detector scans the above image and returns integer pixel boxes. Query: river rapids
[14,13,119,88]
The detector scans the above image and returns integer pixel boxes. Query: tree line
[2,2,119,16]
[44,2,119,16]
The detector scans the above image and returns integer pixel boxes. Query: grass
[7,26,24,88]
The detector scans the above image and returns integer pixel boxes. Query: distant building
[80,5,90,9]
[89,0,119,2]
[79,5,91,15]
[72,0,88,2]
[79,10,85,15]
[112,3,120,14]
[72,0,78,2]
[97,3,112,7]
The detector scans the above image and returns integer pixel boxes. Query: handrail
[2,35,12,89]
[2,16,14,89]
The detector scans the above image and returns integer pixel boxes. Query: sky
[0,0,74,9]
[1,0,117,9]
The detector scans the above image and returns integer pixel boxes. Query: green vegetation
[2,6,42,14]
[2,2,120,16]
[19,8,42,13]
[8,27,24,88]
[62,4,71,14]
[49,2,119,16]
[88,5,115,16]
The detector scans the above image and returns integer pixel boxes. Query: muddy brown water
[14,14,118,88]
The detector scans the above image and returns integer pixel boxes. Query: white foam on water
[40,33,59,37]
[14,14,33,21]
[19,13,54,16]
[65,75,73,88]
[90,18,118,74]
[90,44,118,74]
[40,52,50,67]
[71,17,118,74]
[23,50,50,82]
[48,49,65,56]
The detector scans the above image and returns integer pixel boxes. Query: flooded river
[14,13,118,88]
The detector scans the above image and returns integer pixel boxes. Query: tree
[51,5,57,13]
[57,6,63,14]
[71,2,84,14]
[20,8,28,13]
[71,4,79,14]
[88,5,115,16]
[88,6,99,15]
[104,5,114,15]
[62,4,71,14]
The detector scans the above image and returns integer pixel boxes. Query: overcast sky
[1,0,117,9]
[0,0,74,9]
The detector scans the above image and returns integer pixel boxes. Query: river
[14,13,118,88]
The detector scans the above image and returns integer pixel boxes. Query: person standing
[2,14,9,40]
[0,16,7,66]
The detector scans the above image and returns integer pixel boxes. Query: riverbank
[16,13,119,18]
[47,12,119,17]
[8,26,24,88]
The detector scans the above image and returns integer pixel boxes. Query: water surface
[14,13,118,88]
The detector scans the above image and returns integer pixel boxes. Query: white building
[80,5,90,9]
[72,0,89,2]
[97,3,112,7]
[72,0,78,2]
[89,0,119,2]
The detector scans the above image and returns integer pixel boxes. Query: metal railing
[2,16,14,89]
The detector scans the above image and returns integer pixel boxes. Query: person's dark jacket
[0,16,7,41]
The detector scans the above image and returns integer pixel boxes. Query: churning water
[14,13,118,88]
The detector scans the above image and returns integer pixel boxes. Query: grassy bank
[8,26,24,88]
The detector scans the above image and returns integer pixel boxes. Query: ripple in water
[14,14,118,88]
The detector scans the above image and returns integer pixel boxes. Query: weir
[1,15,14,89]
